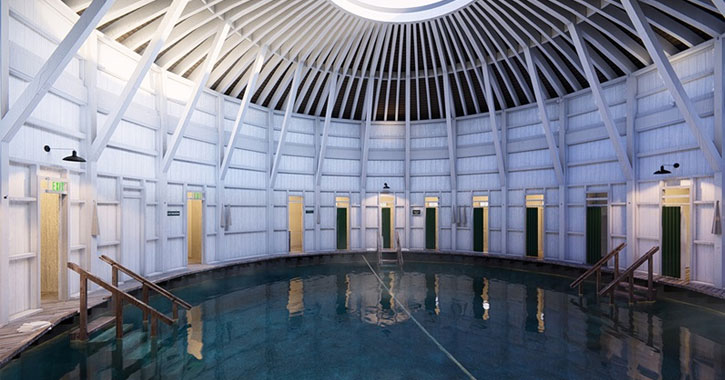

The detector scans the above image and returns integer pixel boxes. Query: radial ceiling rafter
[65,0,725,121]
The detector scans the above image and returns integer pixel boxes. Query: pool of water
[1,254,724,379]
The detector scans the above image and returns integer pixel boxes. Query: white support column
[501,111,508,255]
[162,24,229,173]
[155,71,169,272]
[626,75,638,268]
[715,36,725,287]
[558,98,567,262]
[360,80,374,249]
[314,117,320,252]
[216,95,227,261]
[220,47,268,180]
[622,0,722,172]
[482,65,506,187]
[265,109,273,255]
[570,24,633,181]
[0,0,115,142]
[269,64,303,188]
[81,34,98,275]
[90,0,188,161]
[524,47,565,186]
[442,74,458,250]
[0,0,9,325]
[404,29,411,249]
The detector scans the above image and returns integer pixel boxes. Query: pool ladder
[377,231,403,267]
[67,255,192,341]
[570,243,660,303]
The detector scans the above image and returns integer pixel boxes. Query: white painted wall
[1,0,724,325]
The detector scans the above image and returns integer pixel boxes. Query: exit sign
[189,192,203,200]
[50,181,65,193]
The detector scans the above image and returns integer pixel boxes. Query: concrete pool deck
[1,249,724,368]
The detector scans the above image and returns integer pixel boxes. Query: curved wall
[1,0,724,324]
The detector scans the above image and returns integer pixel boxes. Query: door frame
[288,194,305,253]
[122,184,146,278]
[379,194,395,249]
[473,195,489,253]
[336,196,350,250]
[425,196,439,250]
[660,180,692,280]
[37,176,70,302]
[185,188,205,265]
[525,194,544,258]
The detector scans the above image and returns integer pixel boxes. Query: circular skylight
[329,0,474,22]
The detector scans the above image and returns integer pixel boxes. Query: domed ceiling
[65,0,725,121]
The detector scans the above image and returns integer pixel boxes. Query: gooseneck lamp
[43,145,87,163]
[653,162,679,175]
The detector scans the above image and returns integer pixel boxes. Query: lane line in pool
[362,256,478,380]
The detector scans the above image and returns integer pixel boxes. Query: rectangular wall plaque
[167,210,181,217]
[412,209,421,215]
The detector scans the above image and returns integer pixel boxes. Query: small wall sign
[412,209,421,216]
[167,210,181,217]
[189,192,203,200]
[48,181,66,193]
[305,209,314,214]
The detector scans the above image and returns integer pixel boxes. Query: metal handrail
[599,246,659,300]
[569,242,626,294]
[67,262,173,341]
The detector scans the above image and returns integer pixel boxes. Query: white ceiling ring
[329,0,475,23]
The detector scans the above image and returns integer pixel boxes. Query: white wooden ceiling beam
[220,46,268,180]
[89,0,188,161]
[570,23,633,180]
[482,65,507,187]
[524,47,565,185]
[360,79,374,190]
[442,72,458,193]
[0,0,116,143]
[269,63,304,188]
[315,74,338,185]
[162,23,229,173]
[622,0,722,172]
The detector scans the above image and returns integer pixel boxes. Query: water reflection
[2,262,725,380]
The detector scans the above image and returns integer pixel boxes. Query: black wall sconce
[653,162,679,175]
[382,182,391,194]
[44,145,86,163]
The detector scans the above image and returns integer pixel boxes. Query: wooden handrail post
[172,303,178,321]
[112,266,118,287]
[79,273,88,341]
[614,252,619,279]
[115,293,123,339]
[150,315,158,338]
[628,273,634,304]
[648,255,654,301]
[142,284,149,323]
[596,269,601,293]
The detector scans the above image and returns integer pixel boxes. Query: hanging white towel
[91,201,100,237]
[461,206,467,226]
[221,205,232,231]
[712,200,721,235]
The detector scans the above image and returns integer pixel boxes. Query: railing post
[79,273,88,341]
[150,315,158,338]
[112,266,118,287]
[172,302,178,321]
[648,255,654,301]
[628,273,634,304]
[596,269,601,293]
[614,252,619,279]
[115,293,123,339]
[142,284,149,323]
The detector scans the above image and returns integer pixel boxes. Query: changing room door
[473,208,484,252]
[337,207,347,250]
[426,207,436,249]
[381,207,392,249]
[586,207,602,265]
[526,208,538,257]
[662,206,681,278]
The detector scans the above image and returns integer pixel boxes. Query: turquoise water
[1,255,724,379]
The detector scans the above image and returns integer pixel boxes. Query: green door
[426,207,437,249]
[526,208,539,257]
[586,207,602,265]
[381,207,392,249]
[473,208,484,252]
[662,206,681,278]
[336,208,347,250]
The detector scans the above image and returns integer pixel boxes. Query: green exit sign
[189,192,202,200]
[51,181,65,193]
